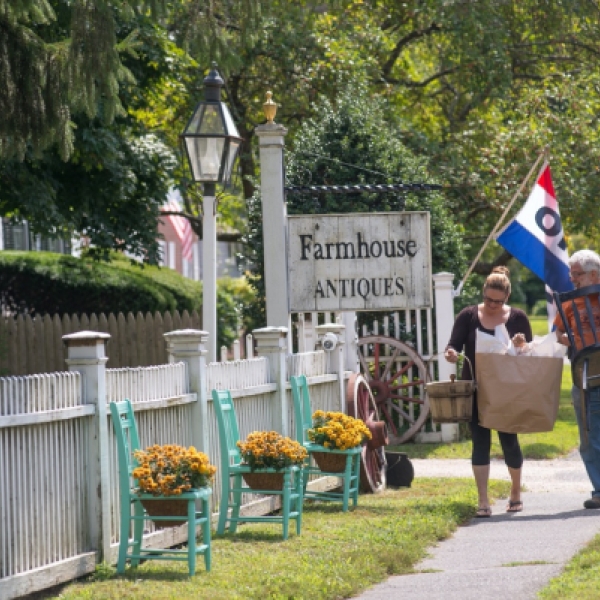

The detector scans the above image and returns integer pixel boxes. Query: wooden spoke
[357,335,430,444]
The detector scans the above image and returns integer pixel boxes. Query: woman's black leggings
[470,395,523,469]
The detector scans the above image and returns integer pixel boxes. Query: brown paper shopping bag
[475,353,563,433]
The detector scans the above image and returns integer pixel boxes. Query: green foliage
[90,562,116,582]
[0,251,181,315]
[6,0,600,290]
[0,127,176,263]
[243,80,467,329]
[0,0,262,160]
[0,251,242,348]
[218,276,256,337]
[532,300,549,318]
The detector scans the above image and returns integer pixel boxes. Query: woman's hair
[484,266,511,296]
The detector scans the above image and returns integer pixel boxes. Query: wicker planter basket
[312,451,349,473]
[140,498,188,529]
[242,471,285,491]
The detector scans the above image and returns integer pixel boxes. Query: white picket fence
[0,273,457,599]
[0,329,347,600]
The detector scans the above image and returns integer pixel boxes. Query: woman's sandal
[475,507,492,518]
[506,500,523,513]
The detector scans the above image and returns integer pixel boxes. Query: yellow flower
[133,444,217,496]
[238,431,307,470]
[307,411,371,450]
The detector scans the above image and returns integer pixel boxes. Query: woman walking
[444,266,532,517]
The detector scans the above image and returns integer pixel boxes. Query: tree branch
[383,66,459,88]
[381,22,442,79]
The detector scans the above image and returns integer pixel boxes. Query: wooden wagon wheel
[357,335,430,445]
[346,373,388,494]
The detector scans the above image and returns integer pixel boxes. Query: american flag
[163,190,193,261]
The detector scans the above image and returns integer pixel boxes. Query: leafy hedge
[0,251,250,349]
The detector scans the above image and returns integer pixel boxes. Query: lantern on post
[181,63,242,186]
[180,63,242,362]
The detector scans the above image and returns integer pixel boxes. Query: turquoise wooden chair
[290,374,361,511]
[211,389,303,539]
[110,399,212,575]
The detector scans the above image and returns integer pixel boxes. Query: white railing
[0,273,455,598]
[287,350,328,378]
[206,357,270,392]
[0,371,82,416]
[106,363,188,404]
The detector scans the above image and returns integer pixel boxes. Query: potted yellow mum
[132,444,217,527]
[237,431,307,490]
[307,410,372,472]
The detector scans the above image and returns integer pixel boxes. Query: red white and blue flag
[495,162,572,325]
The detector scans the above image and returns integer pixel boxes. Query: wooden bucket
[426,356,475,423]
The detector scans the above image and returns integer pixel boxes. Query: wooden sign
[288,212,432,312]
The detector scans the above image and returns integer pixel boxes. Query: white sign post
[288,212,432,312]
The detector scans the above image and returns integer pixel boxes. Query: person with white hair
[555,249,600,509]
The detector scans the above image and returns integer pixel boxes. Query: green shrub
[0,251,179,315]
[532,299,548,317]
[0,251,248,349]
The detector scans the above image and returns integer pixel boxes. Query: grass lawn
[539,536,600,600]
[529,314,552,337]
[33,479,510,600]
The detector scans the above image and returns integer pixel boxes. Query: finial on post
[263,91,277,124]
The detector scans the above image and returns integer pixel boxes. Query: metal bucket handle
[449,353,475,387]
[427,352,476,387]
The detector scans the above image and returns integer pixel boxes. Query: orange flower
[133,445,217,496]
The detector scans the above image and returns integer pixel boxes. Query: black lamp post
[181,63,242,192]
[180,64,242,361]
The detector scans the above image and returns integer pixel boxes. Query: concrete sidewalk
[353,451,600,599]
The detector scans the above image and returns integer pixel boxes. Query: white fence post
[62,330,111,562]
[253,326,289,435]
[339,311,359,372]
[315,323,346,412]
[433,272,458,442]
[255,118,289,333]
[163,329,209,455]
[246,333,254,359]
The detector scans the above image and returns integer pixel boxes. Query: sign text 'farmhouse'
[288,212,432,312]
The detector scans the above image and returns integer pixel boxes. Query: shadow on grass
[214,528,301,543]
[386,443,455,459]
[556,406,576,421]
[112,568,193,582]
[522,442,563,458]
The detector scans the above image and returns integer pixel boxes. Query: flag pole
[453,149,548,297]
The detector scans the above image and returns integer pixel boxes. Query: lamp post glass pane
[221,104,240,138]
[223,140,241,184]
[182,92,241,183]
[194,105,225,135]
[184,137,225,182]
